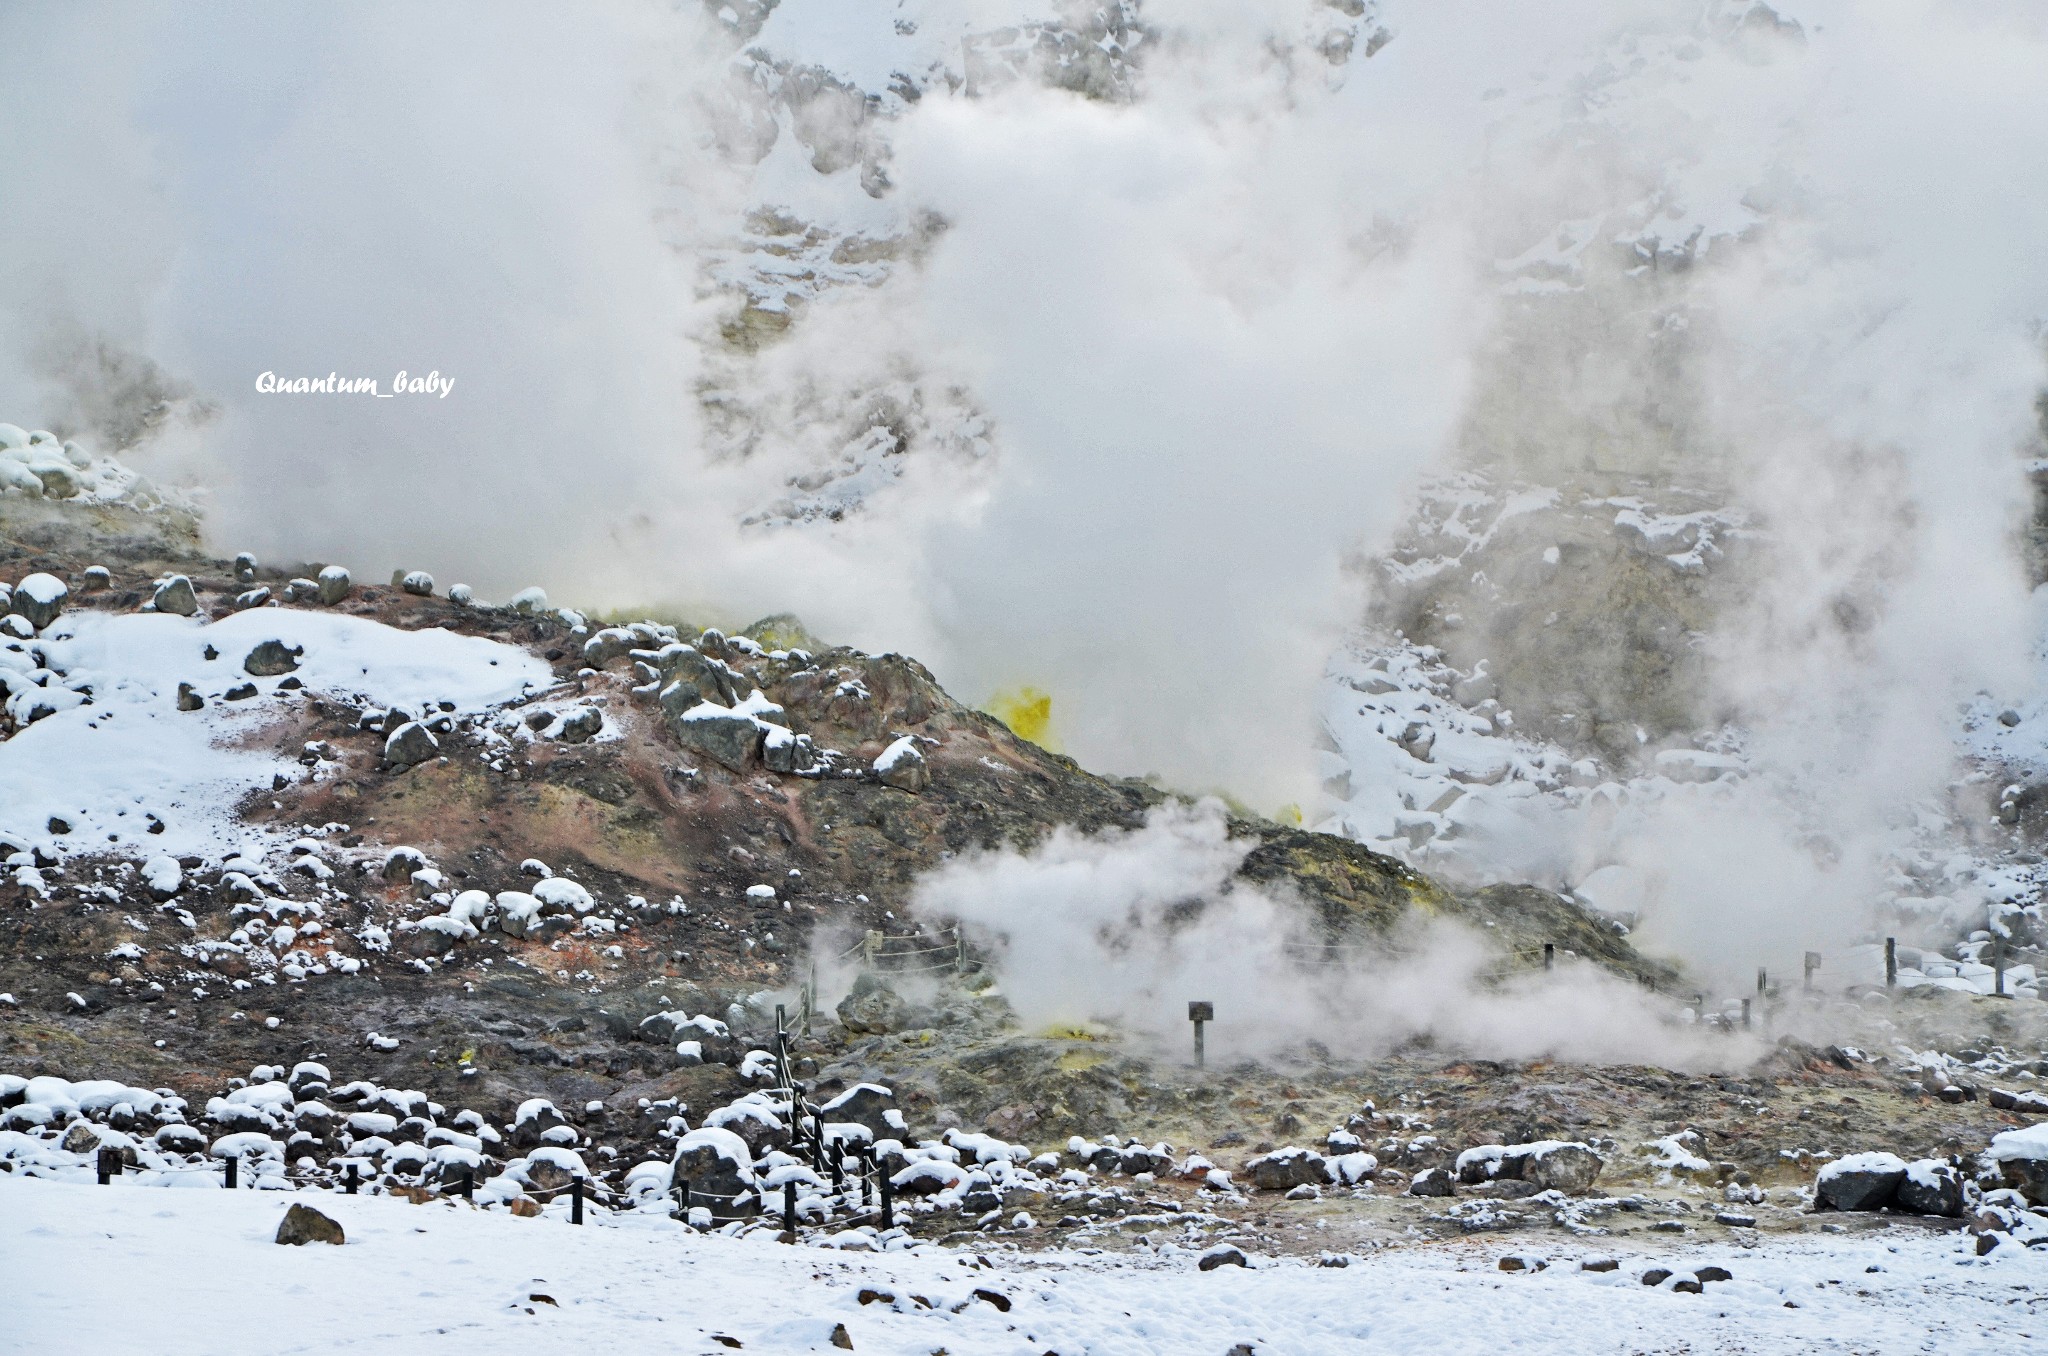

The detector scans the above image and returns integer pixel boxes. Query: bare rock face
[275,1203,345,1246]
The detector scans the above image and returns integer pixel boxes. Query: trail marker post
[1803,952,1821,991]
[571,1175,584,1225]
[1885,937,1897,990]
[1741,997,1752,1029]
[1544,943,1556,972]
[1188,1001,1214,1068]
[345,1162,360,1195]
[1994,936,2008,998]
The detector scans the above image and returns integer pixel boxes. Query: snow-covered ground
[4,1174,2041,1354]
[0,608,553,864]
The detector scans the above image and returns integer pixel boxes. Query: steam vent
[4,3,2047,1350]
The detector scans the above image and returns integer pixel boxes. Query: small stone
[177,683,204,712]
[81,566,112,592]
[243,640,304,677]
[152,575,199,617]
[1714,1211,1757,1227]
[1641,1268,1673,1286]
[399,570,434,597]
[829,1322,853,1350]
[317,565,352,605]
[1695,1266,1733,1284]
[1672,1278,1704,1295]
[507,1196,541,1218]
[1197,1244,1247,1271]
[275,1203,345,1246]
[1649,1220,1685,1234]
[223,682,258,701]
[1580,1259,1620,1273]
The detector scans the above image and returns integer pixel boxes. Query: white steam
[915,802,1746,1068]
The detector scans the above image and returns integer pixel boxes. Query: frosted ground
[5,1173,2044,1355]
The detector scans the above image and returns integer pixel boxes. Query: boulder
[1245,1147,1327,1191]
[556,707,603,743]
[655,649,741,710]
[581,628,636,669]
[670,1127,758,1221]
[874,736,930,792]
[1409,1167,1456,1197]
[1895,1159,1964,1217]
[10,573,67,630]
[152,575,199,617]
[316,565,352,605]
[817,1084,900,1142]
[399,571,434,596]
[384,721,439,770]
[1198,1245,1248,1271]
[81,566,112,593]
[1986,1124,2048,1206]
[762,726,819,774]
[1514,1142,1603,1194]
[243,640,304,677]
[275,1204,345,1246]
[669,701,765,772]
[1814,1152,1909,1212]
[31,460,81,498]
[836,975,907,1035]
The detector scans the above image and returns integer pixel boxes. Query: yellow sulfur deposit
[987,686,1057,749]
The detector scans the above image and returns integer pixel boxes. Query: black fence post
[225,1155,239,1190]
[345,1162,360,1195]
[674,1177,691,1221]
[1885,937,1897,990]
[97,1149,112,1185]
[878,1158,894,1232]
[1543,943,1555,972]
[571,1175,584,1225]
[460,1168,474,1202]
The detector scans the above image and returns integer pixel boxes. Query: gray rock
[762,726,818,774]
[152,575,199,617]
[1245,1147,1327,1191]
[875,740,930,792]
[836,974,907,1035]
[31,461,81,498]
[556,708,603,744]
[283,578,318,603]
[317,565,352,605]
[670,1141,758,1221]
[243,640,304,677]
[275,1203,345,1246]
[1815,1153,1908,1212]
[818,1083,900,1141]
[81,566,112,593]
[9,572,67,630]
[398,570,434,596]
[384,721,439,770]
[1409,1167,1456,1197]
[581,629,636,669]
[1895,1160,1964,1217]
[653,648,741,709]
[1513,1142,1604,1195]
[671,704,765,772]
[1198,1245,1248,1271]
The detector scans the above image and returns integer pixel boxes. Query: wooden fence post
[571,1175,584,1225]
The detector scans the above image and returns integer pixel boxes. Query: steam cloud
[914,801,1744,1068]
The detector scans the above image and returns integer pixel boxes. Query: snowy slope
[6,1174,2044,1355]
